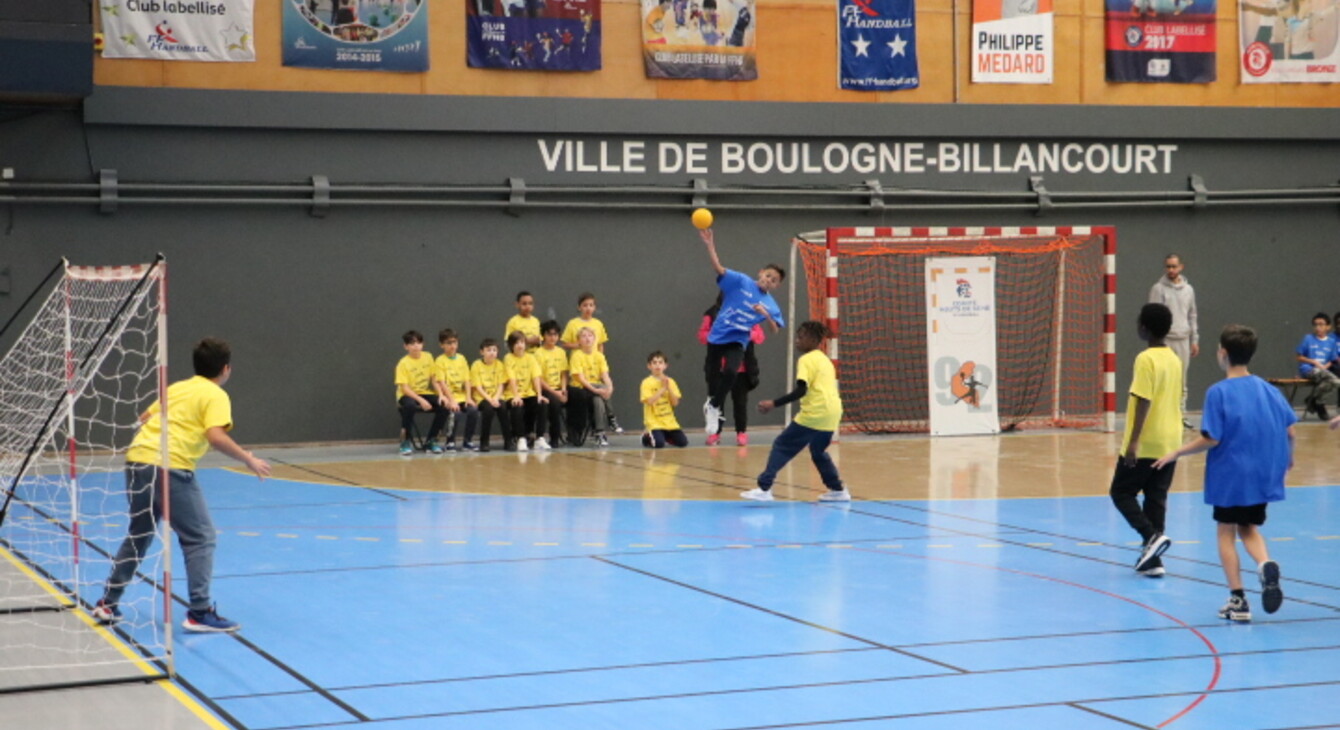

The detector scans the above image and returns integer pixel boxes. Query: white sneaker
[817,489,852,502]
[534,436,551,450]
[740,488,774,501]
[703,399,722,435]
[516,439,529,452]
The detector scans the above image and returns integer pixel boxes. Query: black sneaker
[1260,560,1283,614]
[1137,556,1165,577]
[1218,594,1251,622]
[1135,533,1171,572]
[1317,402,1331,421]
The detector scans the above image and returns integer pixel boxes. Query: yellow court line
[0,546,229,730]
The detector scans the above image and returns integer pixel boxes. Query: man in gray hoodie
[1148,254,1198,427]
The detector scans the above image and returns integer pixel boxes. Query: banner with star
[283,0,429,72]
[1104,0,1216,82]
[972,0,1054,83]
[838,0,919,90]
[467,0,601,72]
[640,0,757,80]
[100,0,255,61]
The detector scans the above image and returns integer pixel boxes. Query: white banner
[972,0,1054,84]
[1239,0,1340,83]
[101,0,255,62]
[926,257,1000,436]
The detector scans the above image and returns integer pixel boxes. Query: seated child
[470,338,517,452]
[561,292,623,434]
[396,330,448,455]
[567,327,614,447]
[1296,312,1340,420]
[433,328,479,451]
[641,350,687,448]
[504,331,546,451]
[505,291,543,349]
[534,320,568,448]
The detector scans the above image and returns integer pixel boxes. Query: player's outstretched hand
[757,399,775,414]
[246,453,272,480]
[698,228,714,247]
[1152,451,1178,470]
[1331,415,1340,430]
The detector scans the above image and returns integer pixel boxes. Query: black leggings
[706,342,746,410]
[399,395,448,441]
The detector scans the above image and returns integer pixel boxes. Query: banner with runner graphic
[838,0,919,91]
[1239,0,1340,82]
[926,257,999,437]
[1105,0,1217,82]
[468,0,601,71]
[640,0,756,79]
[283,0,429,72]
[100,0,255,62]
[972,0,1054,83]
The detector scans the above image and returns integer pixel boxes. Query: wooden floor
[264,422,1340,502]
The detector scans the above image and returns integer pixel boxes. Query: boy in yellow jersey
[433,328,479,452]
[742,322,849,502]
[1112,303,1184,577]
[395,330,449,456]
[641,351,687,448]
[534,320,569,448]
[504,291,543,349]
[560,292,624,433]
[504,331,546,451]
[568,327,614,447]
[471,338,516,453]
[91,338,270,633]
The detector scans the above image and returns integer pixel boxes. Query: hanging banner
[838,0,920,91]
[283,0,430,72]
[926,257,999,437]
[1239,0,1340,82]
[99,0,255,61]
[468,0,601,71]
[1104,0,1217,82]
[972,0,1054,83]
[640,0,756,80]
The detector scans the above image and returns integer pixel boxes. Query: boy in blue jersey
[1155,324,1296,623]
[1296,312,1340,420]
[698,228,784,436]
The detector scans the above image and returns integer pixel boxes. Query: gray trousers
[1167,337,1192,413]
[102,463,217,611]
[1307,367,1340,400]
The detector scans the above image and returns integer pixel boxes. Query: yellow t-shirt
[641,375,682,431]
[534,345,568,392]
[561,317,609,348]
[569,349,609,388]
[395,353,436,399]
[434,353,471,403]
[505,352,541,399]
[125,376,232,470]
[795,350,842,432]
[470,358,510,403]
[505,315,542,344]
[1121,346,1184,459]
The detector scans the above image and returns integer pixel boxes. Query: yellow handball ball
[691,208,714,230]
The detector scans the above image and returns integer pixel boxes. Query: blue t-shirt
[707,269,784,346]
[1201,375,1296,508]
[1296,333,1338,376]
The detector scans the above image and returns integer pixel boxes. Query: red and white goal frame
[788,226,1117,433]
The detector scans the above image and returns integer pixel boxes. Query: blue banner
[467,0,601,72]
[838,0,919,91]
[283,0,430,72]
[1105,0,1216,83]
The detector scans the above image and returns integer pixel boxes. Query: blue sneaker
[399,440,413,457]
[183,605,240,633]
[428,440,445,455]
[91,599,121,625]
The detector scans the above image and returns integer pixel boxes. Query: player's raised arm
[700,229,726,276]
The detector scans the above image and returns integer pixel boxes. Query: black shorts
[1213,504,1268,526]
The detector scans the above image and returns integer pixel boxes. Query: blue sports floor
[18,430,1340,729]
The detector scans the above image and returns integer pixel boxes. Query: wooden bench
[1266,377,1319,419]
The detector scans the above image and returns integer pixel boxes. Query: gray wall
[2,89,1337,445]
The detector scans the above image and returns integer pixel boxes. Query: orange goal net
[793,226,1116,434]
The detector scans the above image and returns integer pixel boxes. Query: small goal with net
[0,257,171,693]
[789,226,1115,434]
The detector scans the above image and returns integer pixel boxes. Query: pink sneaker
[736,432,748,447]
[706,433,720,446]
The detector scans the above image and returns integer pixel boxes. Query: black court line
[266,457,407,500]
[1069,703,1153,729]
[592,554,969,673]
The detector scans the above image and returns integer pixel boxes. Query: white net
[0,259,169,691]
